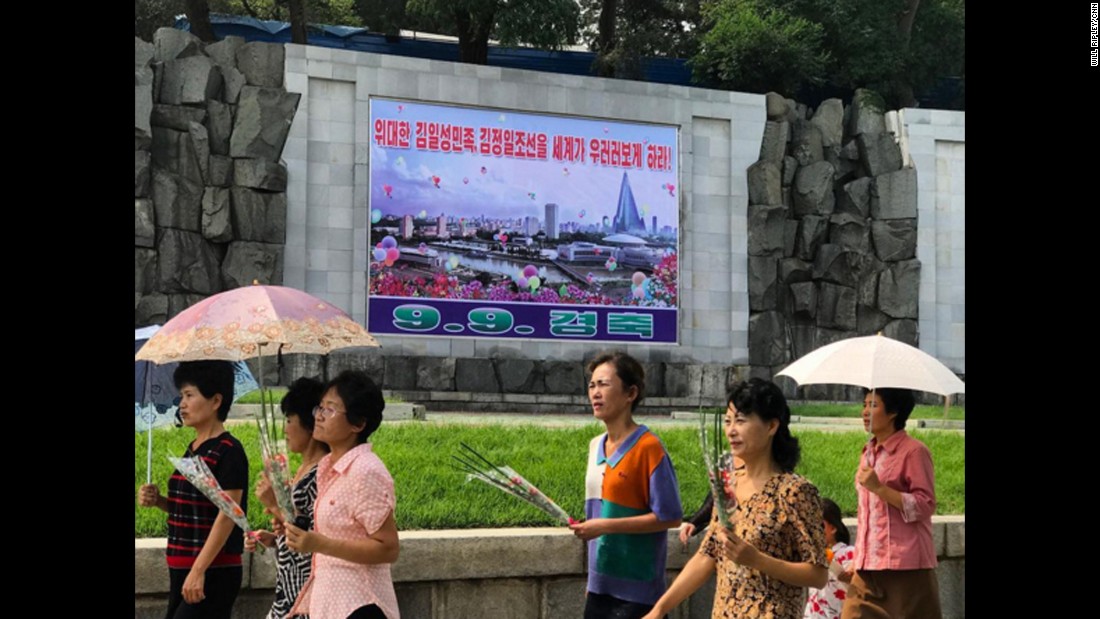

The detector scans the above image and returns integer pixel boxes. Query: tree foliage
[405,0,579,64]
[691,0,829,95]
[136,0,363,42]
[136,0,185,41]
[581,0,703,78]
[738,0,964,106]
[210,0,362,26]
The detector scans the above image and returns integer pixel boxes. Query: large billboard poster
[367,98,679,344]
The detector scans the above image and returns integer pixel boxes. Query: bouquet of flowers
[698,410,735,528]
[451,442,576,526]
[168,455,265,553]
[254,392,296,522]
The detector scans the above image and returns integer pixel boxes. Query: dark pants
[584,592,663,619]
[165,566,242,619]
[346,604,387,619]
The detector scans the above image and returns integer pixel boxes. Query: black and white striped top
[268,465,319,619]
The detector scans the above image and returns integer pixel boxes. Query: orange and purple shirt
[584,425,682,605]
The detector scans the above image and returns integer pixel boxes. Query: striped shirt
[268,466,318,619]
[166,432,249,570]
[584,425,682,606]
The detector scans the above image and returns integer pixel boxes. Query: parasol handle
[147,423,154,485]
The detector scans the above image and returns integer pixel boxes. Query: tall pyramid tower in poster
[612,172,646,235]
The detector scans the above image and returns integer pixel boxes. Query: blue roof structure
[178,14,694,86]
[177,14,962,110]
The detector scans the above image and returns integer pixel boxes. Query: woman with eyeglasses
[244,377,327,619]
[283,370,400,619]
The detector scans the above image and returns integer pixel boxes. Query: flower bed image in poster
[368,98,679,344]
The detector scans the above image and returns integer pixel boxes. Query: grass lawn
[135,423,963,537]
[790,401,965,421]
[235,387,404,405]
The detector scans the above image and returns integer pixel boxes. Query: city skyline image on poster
[368,97,680,344]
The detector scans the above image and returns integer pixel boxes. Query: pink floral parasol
[136,283,380,522]
[134,284,379,363]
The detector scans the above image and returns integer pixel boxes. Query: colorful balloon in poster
[371,209,382,224]
[382,184,393,198]
[381,236,398,249]
[372,247,386,262]
[432,176,441,188]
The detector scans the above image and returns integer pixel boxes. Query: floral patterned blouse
[699,472,827,619]
[803,542,855,619]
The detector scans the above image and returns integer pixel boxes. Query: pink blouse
[290,443,400,619]
[853,430,938,571]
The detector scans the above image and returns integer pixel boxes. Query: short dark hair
[728,378,800,472]
[821,497,850,545]
[173,360,235,421]
[281,376,328,450]
[863,387,916,430]
[326,370,385,444]
[586,351,646,411]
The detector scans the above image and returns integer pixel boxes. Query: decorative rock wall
[749,90,921,400]
[135,29,299,327]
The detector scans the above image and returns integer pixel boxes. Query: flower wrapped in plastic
[451,442,576,526]
[253,394,297,523]
[699,410,735,528]
[168,455,265,553]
